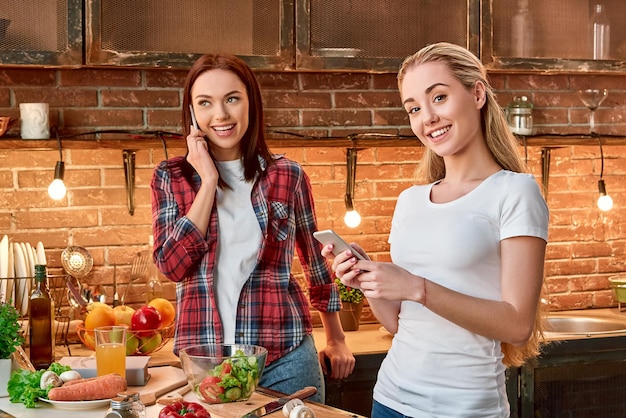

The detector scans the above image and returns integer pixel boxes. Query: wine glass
[577,89,608,135]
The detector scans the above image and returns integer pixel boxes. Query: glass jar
[105,391,144,418]
[506,96,533,135]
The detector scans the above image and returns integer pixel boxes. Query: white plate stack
[0,235,47,315]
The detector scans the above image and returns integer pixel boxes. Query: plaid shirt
[151,154,340,363]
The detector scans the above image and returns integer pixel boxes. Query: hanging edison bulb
[597,179,613,211]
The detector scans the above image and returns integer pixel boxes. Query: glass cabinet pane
[86,0,293,69]
[0,0,82,66]
[297,0,479,71]
[485,0,626,71]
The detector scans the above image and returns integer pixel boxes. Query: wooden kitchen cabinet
[482,0,626,72]
[85,0,294,69]
[0,0,83,66]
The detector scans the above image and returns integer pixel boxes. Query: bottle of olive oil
[29,264,55,369]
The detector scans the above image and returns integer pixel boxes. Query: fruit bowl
[179,344,268,404]
[76,322,175,355]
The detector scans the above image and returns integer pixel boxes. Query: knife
[241,386,317,418]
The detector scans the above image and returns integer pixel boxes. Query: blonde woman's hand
[321,242,367,290]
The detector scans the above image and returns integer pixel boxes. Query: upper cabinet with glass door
[295,0,480,72]
[85,0,478,72]
[85,0,294,69]
[0,0,82,66]
[483,0,626,72]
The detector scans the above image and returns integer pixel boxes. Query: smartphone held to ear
[189,104,200,129]
[313,229,365,260]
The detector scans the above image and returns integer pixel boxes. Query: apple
[138,332,162,354]
[131,305,162,337]
[126,333,140,355]
[113,305,136,326]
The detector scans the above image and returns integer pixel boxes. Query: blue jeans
[259,334,325,403]
[372,400,411,418]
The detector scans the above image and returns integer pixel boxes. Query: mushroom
[40,371,62,389]
[59,370,82,383]
[289,405,316,418]
[283,398,305,417]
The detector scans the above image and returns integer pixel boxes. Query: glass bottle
[29,264,55,369]
[590,4,610,60]
[511,0,533,57]
[145,261,164,303]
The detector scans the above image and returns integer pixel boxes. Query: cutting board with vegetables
[201,390,366,418]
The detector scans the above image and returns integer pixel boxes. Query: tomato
[198,375,225,404]
[159,400,211,418]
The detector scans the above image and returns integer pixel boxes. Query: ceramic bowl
[179,344,268,404]
[0,117,12,137]
[609,275,626,303]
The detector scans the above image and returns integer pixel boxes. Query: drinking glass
[577,89,608,135]
[95,325,126,378]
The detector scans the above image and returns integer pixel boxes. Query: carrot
[48,373,127,401]
[61,375,102,386]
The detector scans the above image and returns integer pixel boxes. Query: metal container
[506,96,533,135]
[609,275,626,311]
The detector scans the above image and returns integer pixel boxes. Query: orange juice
[96,342,126,377]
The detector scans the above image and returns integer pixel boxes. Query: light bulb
[597,179,613,211]
[344,210,361,228]
[48,179,66,200]
[597,194,613,211]
[48,160,66,200]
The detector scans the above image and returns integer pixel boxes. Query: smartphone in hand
[189,104,200,130]
[313,229,366,260]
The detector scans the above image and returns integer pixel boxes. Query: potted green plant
[335,278,365,331]
[0,301,25,397]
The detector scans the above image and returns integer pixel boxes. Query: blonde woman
[322,42,548,417]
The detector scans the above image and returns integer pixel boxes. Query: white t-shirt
[214,160,262,344]
[375,170,549,418]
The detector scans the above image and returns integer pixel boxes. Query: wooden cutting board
[129,366,189,406]
[200,391,366,418]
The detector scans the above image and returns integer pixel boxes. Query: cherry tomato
[159,400,211,418]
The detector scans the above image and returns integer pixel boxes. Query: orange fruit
[148,298,176,327]
[85,306,116,330]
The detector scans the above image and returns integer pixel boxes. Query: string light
[344,147,361,228]
[48,129,66,200]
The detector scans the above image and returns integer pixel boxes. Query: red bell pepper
[158,400,211,418]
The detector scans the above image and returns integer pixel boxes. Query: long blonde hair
[398,42,545,367]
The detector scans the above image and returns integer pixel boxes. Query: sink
[545,314,626,335]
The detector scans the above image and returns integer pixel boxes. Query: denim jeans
[372,400,411,418]
[258,334,325,403]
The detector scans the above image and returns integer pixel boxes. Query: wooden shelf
[1,133,625,151]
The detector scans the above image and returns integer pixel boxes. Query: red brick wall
[0,67,625,316]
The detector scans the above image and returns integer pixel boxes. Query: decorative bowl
[0,117,12,137]
[609,275,626,303]
[179,344,268,404]
[76,322,174,355]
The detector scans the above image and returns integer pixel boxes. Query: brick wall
[0,67,625,318]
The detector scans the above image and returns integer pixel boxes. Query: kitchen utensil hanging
[61,245,93,308]
[122,251,150,305]
[123,149,137,215]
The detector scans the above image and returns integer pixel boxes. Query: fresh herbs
[0,302,25,359]
[8,362,71,408]
[335,278,364,304]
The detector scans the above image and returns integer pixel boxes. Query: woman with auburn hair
[152,53,355,403]
[322,42,548,417]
